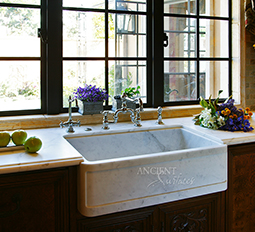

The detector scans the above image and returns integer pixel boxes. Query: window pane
[0,7,40,57]
[199,19,229,58]
[109,0,146,12]
[164,0,196,15]
[164,0,229,17]
[63,11,105,57]
[0,61,41,111]
[164,17,196,58]
[63,0,105,9]
[164,60,197,101]
[200,61,229,99]
[63,61,105,107]
[200,0,228,17]
[0,0,40,4]
[109,14,146,57]
[108,60,146,103]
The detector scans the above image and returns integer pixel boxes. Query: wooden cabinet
[0,168,69,232]
[158,193,225,232]
[73,192,225,232]
[0,164,227,232]
[227,143,255,232]
[76,208,155,232]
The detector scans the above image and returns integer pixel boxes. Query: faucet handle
[156,106,164,125]
[134,109,142,127]
[120,93,128,109]
[101,110,114,130]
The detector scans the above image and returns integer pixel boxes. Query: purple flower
[196,94,254,132]
[73,84,109,102]
[215,98,254,132]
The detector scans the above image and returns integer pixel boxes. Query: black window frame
[0,0,232,116]
[160,0,232,106]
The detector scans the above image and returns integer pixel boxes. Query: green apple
[11,130,27,146]
[0,131,11,147]
[24,136,42,153]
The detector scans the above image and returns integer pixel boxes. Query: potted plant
[112,86,140,111]
[73,84,108,115]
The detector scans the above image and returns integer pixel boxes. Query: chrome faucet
[102,93,143,129]
[102,110,114,130]
[156,106,164,124]
[60,96,81,133]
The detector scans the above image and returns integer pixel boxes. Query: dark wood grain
[228,143,255,232]
[77,208,155,232]
[0,168,69,232]
[159,193,225,232]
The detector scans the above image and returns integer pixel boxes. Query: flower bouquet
[73,84,108,115]
[194,90,254,132]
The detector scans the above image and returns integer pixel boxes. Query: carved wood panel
[170,208,207,231]
[159,193,224,232]
[228,144,255,232]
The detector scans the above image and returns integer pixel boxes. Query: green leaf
[209,102,216,114]
[200,96,208,108]
[195,121,201,125]
[209,95,212,105]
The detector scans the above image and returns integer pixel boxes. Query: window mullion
[196,0,200,100]
[229,0,232,96]
[147,0,152,107]
[46,0,62,114]
[152,0,164,107]
[41,0,47,113]
[105,0,109,106]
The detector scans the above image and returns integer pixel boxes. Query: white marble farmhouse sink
[64,124,227,217]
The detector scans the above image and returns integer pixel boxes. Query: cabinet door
[159,193,225,232]
[77,208,155,232]
[0,168,69,232]
[228,144,255,232]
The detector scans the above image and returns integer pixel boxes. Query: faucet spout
[113,108,135,124]
[102,93,143,129]
[113,93,142,127]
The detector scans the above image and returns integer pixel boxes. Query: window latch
[37,28,48,44]
[163,33,168,47]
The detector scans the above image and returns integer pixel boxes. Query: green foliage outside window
[0,5,38,36]
[93,14,114,39]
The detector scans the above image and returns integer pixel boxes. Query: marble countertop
[1,115,255,174]
[164,116,255,146]
[0,127,84,174]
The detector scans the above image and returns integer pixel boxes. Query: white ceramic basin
[65,124,227,217]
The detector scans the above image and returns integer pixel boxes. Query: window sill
[0,104,241,131]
